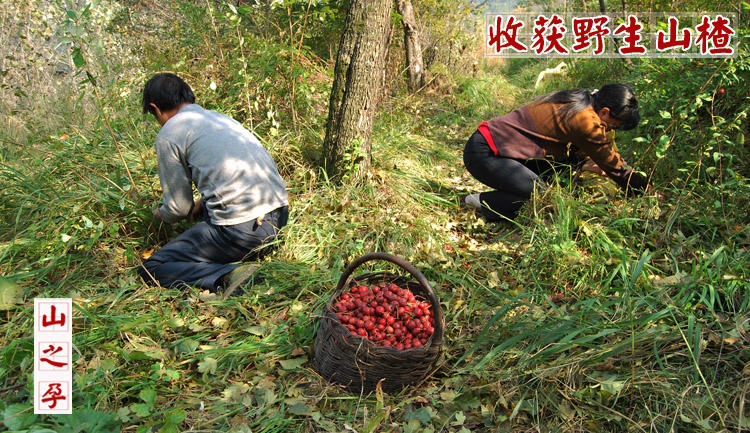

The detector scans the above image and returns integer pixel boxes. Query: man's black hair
[142,73,196,115]
[535,83,640,131]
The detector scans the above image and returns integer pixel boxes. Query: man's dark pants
[139,206,289,290]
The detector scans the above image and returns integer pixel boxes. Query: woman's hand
[624,171,649,196]
[580,159,606,176]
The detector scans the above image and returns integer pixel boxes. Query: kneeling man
[139,73,289,296]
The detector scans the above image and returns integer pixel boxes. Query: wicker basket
[313,252,445,394]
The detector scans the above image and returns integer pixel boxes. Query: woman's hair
[142,73,196,115]
[535,83,640,130]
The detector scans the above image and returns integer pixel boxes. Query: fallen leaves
[279,357,307,370]
[211,316,228,328]
[651,271,691,287]
[122,332,168,360]
[197,357,218,374]
[0,278,22,310]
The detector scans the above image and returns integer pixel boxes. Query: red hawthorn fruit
[718,88,725,95]
[333,283,435,349]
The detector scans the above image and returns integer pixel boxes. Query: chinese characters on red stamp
[486,13,737,58]
[34,298,72,414]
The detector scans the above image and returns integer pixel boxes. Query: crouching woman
[462,83,648,221]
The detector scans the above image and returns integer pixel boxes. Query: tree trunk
[322,0,393,181]
[397,0,425,93]
[600,0,633,67]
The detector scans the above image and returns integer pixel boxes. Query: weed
[1,1,747,432]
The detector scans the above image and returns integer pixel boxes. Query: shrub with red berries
[331,283,435,350]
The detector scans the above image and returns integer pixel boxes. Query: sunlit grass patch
[1,0,748,431]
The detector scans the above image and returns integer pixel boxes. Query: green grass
[1,1,749,432]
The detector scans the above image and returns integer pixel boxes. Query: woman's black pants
[462,130,554,221]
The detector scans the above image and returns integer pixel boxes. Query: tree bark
[322,0,393,181]
[599,0,632,66]
[397,0,425,93]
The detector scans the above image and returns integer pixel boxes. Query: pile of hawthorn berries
[332,283,435,350]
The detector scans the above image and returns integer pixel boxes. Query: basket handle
[334,252,444,346]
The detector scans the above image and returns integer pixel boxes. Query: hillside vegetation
[1,1,748,432]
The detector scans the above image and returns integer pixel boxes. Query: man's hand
[190,198,203,221]
[152,207,165,223]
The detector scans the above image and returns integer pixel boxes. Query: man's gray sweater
[155,104,288,225]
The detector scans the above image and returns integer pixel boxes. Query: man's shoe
[219,264,260,298]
